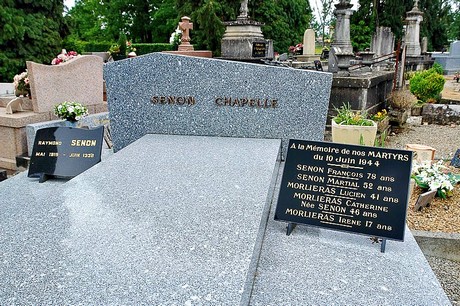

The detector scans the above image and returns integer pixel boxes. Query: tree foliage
[0,0,67,82]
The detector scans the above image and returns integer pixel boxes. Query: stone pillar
[404,1,423,57]
[332,0,354,54]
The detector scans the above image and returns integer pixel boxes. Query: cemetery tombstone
[275,140,413,245]
[104,52,332,155]
[28,126,104,182]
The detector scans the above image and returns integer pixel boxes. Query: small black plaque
[252,42,266,58]
[450,149,460,167]
[275,140,413,241]
[28,127,104,181]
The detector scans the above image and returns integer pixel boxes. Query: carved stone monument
[328,0,355,75]
[163,16,212,58]
[220,0,273,60]
[404,0,423,57]
[297,29,320,62]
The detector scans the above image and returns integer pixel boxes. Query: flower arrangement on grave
[331,103,377,146]
[54,101,88,122]
[13,71,30,97]
[51,49,79,65]
[288,43,303,55]
[411,160,460,199]
[169,26,182,50]
[333,103,375,126]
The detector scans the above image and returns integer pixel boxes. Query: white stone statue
[239,0,249,18]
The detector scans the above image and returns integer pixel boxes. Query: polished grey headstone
[104,52,332,153]
[0,135,281,305]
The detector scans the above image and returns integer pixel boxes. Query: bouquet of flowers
[169,27,182,49]
[51,49,79,65]
[288,43,303,55]
[13,71,30,96]
[54,101,88,121]
[412,160,460,199]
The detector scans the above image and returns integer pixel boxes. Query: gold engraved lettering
[49,152,59,157]
[71,140,97,146]
[35,152,45,156]
[37,140,62,146]
[69,153,81,158]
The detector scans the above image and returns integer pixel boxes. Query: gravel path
[385,117,460,160]
[384,119,460,305]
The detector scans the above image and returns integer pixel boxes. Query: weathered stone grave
[0,52,451,304]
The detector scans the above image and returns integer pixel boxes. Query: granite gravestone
[104,52,332,154]
[275,140,413,241]
[28,126,104,182]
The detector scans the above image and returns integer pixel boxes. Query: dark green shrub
[432,62,444,75]
[409,69,445,103]
[132,43,174,55]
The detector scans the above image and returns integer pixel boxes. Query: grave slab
[104,52,332,154]
[0,134,281,305]
[250,163,451,305]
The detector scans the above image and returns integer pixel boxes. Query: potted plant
[53,101,89,127]
[331,103,377,146]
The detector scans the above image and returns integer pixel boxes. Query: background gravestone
[104,53,333,153]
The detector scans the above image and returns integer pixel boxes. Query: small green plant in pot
[331,103,377,146]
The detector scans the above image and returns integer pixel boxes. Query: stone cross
[414,0,419,8]
[178,16,194,51]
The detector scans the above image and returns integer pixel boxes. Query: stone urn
[331,120,378,146]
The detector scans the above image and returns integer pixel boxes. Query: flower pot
[331,120,377,146]
[15,89,29,97]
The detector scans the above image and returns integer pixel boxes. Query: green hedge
[132,43,174,55]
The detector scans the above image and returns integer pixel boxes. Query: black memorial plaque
[252,42,266,58]
[28,126,104,181]
[275,139,413,241]
[450,149,460,167]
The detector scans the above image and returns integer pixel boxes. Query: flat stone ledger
[0,134,281,304]
[104,53,332,154]
[27,55,104,113]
